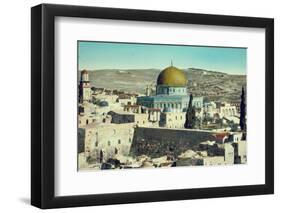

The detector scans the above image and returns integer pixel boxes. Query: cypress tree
[184,94,196,129]
[239,86,246,131]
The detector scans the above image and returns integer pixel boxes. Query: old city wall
[130,127,218,158]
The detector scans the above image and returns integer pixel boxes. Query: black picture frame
[31,3,274,209]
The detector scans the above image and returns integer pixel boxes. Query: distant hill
[79,68,246,102]
[79,69,161,94]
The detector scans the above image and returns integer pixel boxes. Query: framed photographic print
[31,3,274,209]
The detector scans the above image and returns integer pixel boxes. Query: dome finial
[171,60,173,67]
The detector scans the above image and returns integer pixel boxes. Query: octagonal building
[137,65,203,112]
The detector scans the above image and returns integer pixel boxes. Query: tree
[184,94,196,129]
[99,150,104,163]
[239,86,246,132]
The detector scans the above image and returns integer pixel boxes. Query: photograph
[77,41,247,171]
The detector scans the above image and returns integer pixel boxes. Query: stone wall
[130,127,218,158]
[78,128,85,153]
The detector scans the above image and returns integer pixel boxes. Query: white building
[159,112,186,128]
[94,93,119,105]
[232,140,247,164]
[204,101,238,119]
[199,141,235,165]
[79,70,92,103]
[108,110,156,127]
[203,101,218,117]
[117,95,137,107]
[218,102,237,117]
[81,123,135,162]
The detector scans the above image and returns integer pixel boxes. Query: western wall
[130,127,219,158]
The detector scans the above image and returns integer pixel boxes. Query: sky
[78,41,247,75]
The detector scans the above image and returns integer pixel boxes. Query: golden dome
[157,66,187,86]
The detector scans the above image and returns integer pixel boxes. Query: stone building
[217,102,237,117]
[108,110,153,127]
[147,108,161,123]
[203,101,238,118]
[175,142,235,166]
[79,123,135,162]
[225,132,243,143]
[159,112,186,128]
[108,111,134,124]
[79,70,92,103]
[117,94,137,107]
[232,140,247,164]
[78,103,99,126]
[203,101,218,117]
[137,65,203,112]
[94,93,118,104]
[177,156,227,166]
[124,104,142,113]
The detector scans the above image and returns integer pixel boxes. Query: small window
[95,141,98,147]
[118,139,121,144]
[108,141,111,146]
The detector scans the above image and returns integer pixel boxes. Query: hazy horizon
[78,67,246,76]
[78,41,247,75]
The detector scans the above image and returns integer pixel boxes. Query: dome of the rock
[157,66,187,86]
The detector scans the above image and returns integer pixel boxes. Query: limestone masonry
[78,65,247,170]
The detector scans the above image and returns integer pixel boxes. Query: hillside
[79,68,246,102]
